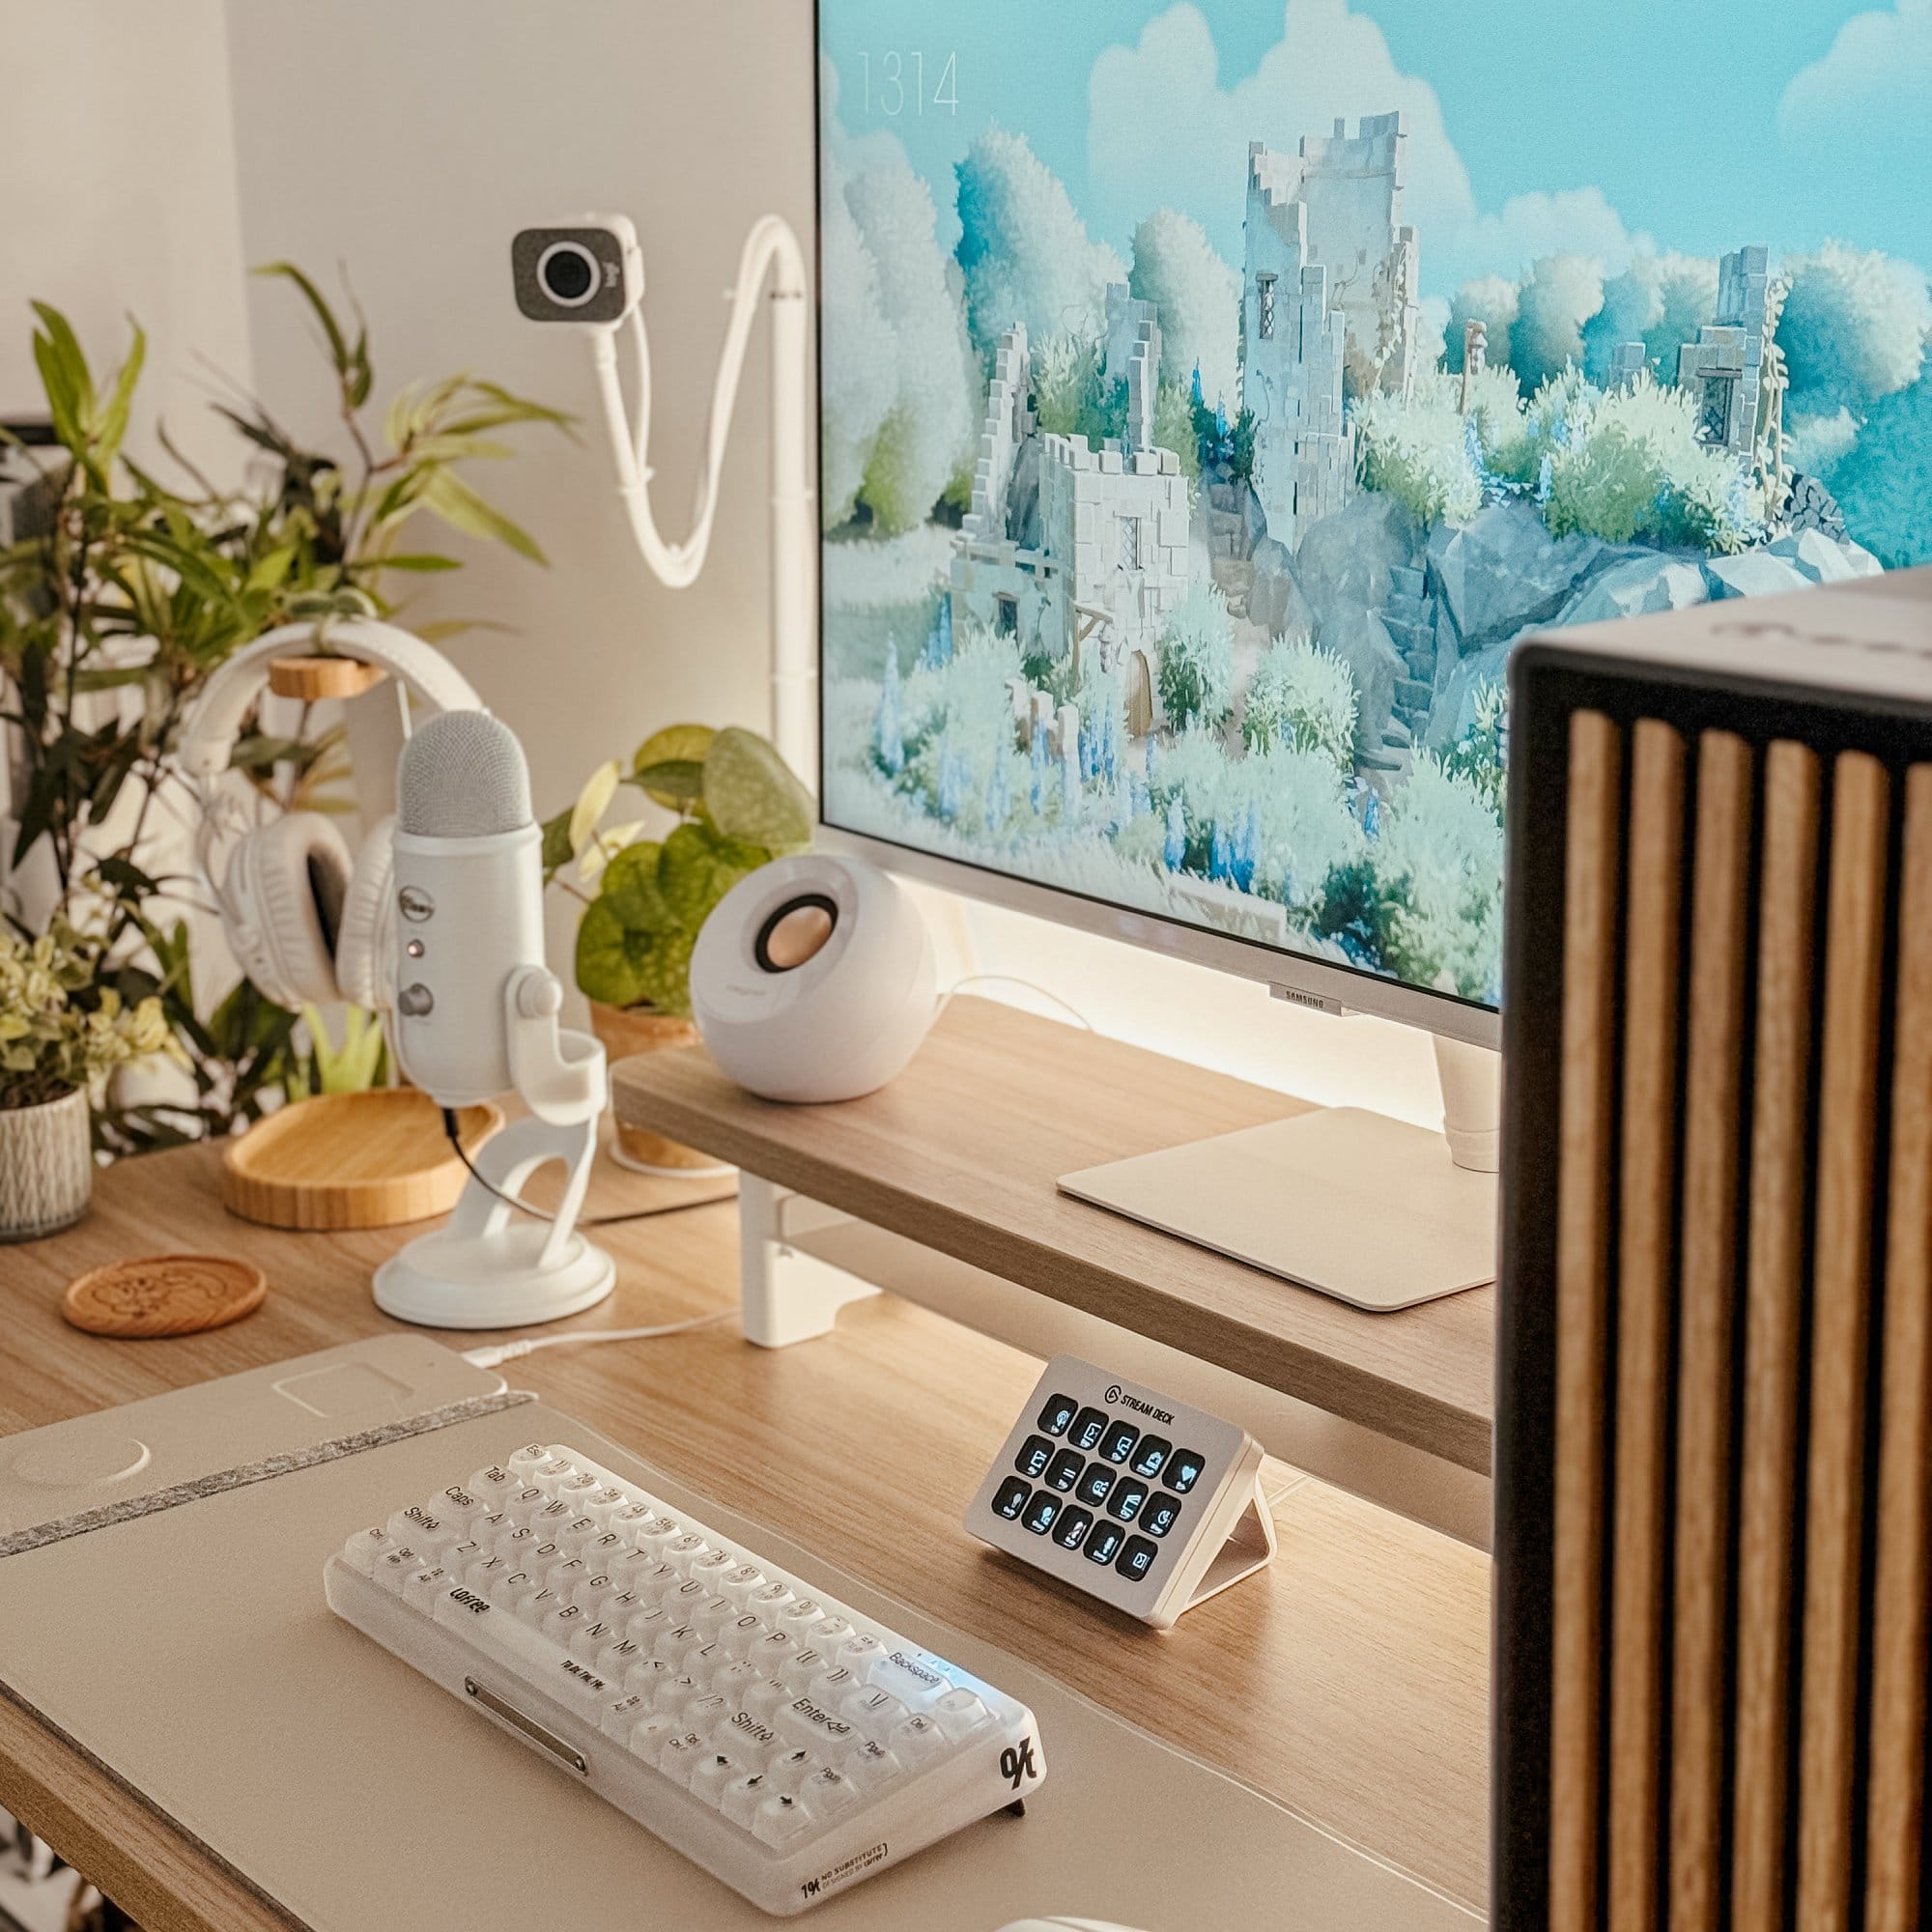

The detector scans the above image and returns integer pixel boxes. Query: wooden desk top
[0,1140,1491,1929]
[612,998,1496,1473]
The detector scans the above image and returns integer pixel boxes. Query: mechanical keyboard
[324,1440,1046,1917]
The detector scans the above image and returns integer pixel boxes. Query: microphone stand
[373,967,616,1329]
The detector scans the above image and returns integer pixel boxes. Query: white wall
[217,0,1441,1124]
[0,2,251,477]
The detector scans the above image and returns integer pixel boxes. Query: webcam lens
[536,240,599,307]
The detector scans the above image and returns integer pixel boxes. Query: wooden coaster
[62,1255,268,1338]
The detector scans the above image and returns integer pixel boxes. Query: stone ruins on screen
[945,109,1880,788]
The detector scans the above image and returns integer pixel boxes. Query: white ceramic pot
[0,1085,94,1241]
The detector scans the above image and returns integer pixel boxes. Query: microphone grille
[397,711,532,838]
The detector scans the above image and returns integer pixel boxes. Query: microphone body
[390,711,546,1108]
[390,822,544,1105]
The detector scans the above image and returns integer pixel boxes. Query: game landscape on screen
[817,1,1932,1004]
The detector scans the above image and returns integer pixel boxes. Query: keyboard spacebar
[429,1585,602,1714]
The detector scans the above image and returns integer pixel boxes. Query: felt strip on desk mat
[0,1398,1478,1931]
[0,1389,533,1559]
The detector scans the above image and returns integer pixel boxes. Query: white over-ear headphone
[181,619,483,1013]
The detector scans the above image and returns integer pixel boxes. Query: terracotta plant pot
[587,1001,734,1179]
[0,1085,94,1241]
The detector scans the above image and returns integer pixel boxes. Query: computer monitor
[810,1,1930,1306]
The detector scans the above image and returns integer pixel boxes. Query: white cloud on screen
[1087,1,1647,297]
[1777,0,1932,146]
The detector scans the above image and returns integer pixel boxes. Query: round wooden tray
[221,1089,502,1231]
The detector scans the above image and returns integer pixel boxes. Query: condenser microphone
[390,709,545,1107]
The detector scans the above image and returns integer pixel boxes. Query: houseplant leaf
[600,839,673,931]
[632,724,716,810]
[702,726,813,851]
[574,898,653,1009]
[657,821,762,925]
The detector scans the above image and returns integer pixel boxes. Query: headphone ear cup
[230,812,354,1010]
[334,815,395,1013]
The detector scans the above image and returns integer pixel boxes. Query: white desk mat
[0,1343,1478,1931]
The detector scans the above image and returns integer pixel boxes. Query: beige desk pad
[0,1338,1477,1931]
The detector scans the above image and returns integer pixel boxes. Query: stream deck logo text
[1105,1385,1174,1426]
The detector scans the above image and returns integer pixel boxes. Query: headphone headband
[180,618,484,782]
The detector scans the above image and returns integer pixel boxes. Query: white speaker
[690,854,937,1103]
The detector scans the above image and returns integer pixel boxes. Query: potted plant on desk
[0,917,176,1238]
[545,724,811,1173]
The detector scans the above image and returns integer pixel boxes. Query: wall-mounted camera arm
[515,213,814,782]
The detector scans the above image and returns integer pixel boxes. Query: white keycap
[891,1713,947,1765]
[803,1765,862,1817]
[375,1545,421,1593]
[781,1693,857,1756]
[842,1686,905,1734]
[753,1792,815,1849]
[438,1485,489,1524]
[390,1506,458,1556]
[767,1745,821,1794]
[403,1564,449,1612]
[627,1711,681,1759]
[664,1532,710,1573]
[468,1463,518,1503]
[342,1526,392,1577]
[722,1770,775,1829]
[688,1750,744,1809]
[867,1649,948,1708]
[839,1738,906,1792]
[504,1443,554,1481]
[718,1564,766,1606]
[932,1686,996,1740]
[659,1731,708,1786]
[601,1692,647,1741]
[720,1613,772,1660]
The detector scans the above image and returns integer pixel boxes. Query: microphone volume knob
[397,982,435,1018]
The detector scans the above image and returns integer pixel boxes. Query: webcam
[510,214,642,327]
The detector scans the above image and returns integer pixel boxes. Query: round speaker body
[691,854,937,1103]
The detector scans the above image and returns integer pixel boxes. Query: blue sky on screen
[820,0,1932,296]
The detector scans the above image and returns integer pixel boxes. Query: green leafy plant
[0,915,175,1110]
[546,725,813,1017]
[0,284,568,1151]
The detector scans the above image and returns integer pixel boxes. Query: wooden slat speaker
[1496,568,1932,1932]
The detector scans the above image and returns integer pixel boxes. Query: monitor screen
[814,2,1930,1017]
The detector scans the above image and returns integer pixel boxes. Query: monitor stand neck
[1057,1034,1501,1314]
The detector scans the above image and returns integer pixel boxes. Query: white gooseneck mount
[588,215,815,780]
[373,968,616,1329]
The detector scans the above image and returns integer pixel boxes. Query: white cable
[461,1311,731,1371]
[937,975,1094,1032]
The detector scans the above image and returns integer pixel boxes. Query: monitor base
[1058,1103,1497,1313]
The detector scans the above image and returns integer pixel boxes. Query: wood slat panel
[1863,765,1932,1932]
[1549,708,1625,1932]
[1668,731,1755,1932]
[1795,753,1890,1931]
[1608,719,1689,1932]
[1731,739,1824,1932]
